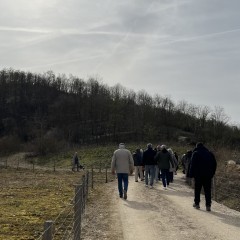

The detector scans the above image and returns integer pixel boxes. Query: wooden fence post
[73,184,82,240]
[86,171,89,197]
[43,220,54,240]
[53,157,56,172]
[32,160,35,172]
[91,166,94,189]
[5,157,8,169]
[105,167,108,183]
[82,175,86,213]
[99,159,102,173]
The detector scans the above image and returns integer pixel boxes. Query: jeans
[161,169,170,187]
[194,177,212,206]
[145,165,155,186]
[135,166,143,181]
[117,173,129,197]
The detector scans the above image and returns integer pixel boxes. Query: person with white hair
[111,143,134,199]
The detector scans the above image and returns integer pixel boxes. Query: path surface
[113,173,240,240]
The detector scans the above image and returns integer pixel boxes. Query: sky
[0,0,240,124]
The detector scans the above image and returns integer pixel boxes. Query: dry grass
[0,167,84,240]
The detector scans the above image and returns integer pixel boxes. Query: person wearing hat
[189,142,217,211]
[111,143,134,199]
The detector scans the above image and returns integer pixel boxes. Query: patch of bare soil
[81,182,123,240]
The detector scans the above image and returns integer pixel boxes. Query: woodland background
[0,68,240,156]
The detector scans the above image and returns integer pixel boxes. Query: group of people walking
[111,143,179,199]
[111,142,217,212]
[133,143,179,189]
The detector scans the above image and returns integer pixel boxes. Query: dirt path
[109,173,240,240]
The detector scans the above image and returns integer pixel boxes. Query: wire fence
[185,174,240,211]
[36,180,85,240]
[0,154,116,240]
[35,167,115,240]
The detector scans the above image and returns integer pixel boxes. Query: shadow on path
[123,200,159,211]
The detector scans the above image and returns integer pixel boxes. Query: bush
[0,135,21,155]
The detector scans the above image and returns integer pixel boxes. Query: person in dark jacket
[155,145,173,189]
[72,152,80,171]
[142,143,156,188]
[189,142,217,211]
[133,148,144,182]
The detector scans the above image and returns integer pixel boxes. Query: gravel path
[113,173,240,240]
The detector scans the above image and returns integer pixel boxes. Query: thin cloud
[156,27,240,46]
[0,26,51,34]
[22,53,109,70]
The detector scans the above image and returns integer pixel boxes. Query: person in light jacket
[111,143,134,200]
[167,148,178,182]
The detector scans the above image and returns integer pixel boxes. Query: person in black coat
[142,143,157,188]
[189,143,217,211]
[133,148,144,182]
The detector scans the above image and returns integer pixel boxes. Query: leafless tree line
[0,68,239,155]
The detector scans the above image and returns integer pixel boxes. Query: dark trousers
[161,169,170,187]
[117,173,129,197]
[169,171,174,182]
[194,177,212,206]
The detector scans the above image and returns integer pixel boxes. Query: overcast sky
[0,0,240,124]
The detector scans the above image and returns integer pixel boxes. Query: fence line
[34,166,114,240]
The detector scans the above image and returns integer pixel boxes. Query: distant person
[142,143,157,188]
[72,152,80,171]
[155,145,173,190]
[133,148,144,182]
[111,143,134,199]
[189,142,217,211]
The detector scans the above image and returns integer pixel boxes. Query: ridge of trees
[0,68,239,155]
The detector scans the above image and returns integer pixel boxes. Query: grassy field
[0,168,86,240]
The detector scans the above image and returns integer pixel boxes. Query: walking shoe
[145,184,148,187]
[123,190,127,200]
[193,203,200,209]
[150,185,153,189]
[135,180,138,182]
[119,195,123,198]
[206,206,211,212]
[163,187,167,190]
